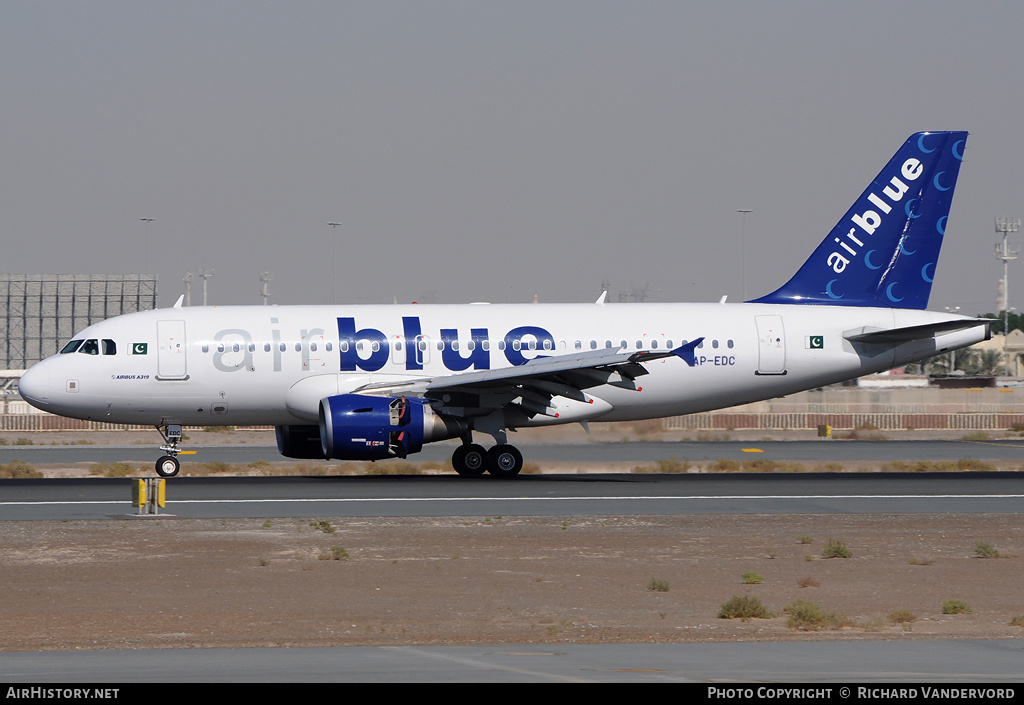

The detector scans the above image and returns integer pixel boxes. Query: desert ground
[1,424,1022,651]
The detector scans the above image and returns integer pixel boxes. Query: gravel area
[1,513,1022,651]
[2,426,1022,652]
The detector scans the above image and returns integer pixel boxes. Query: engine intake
[275,424,327,459]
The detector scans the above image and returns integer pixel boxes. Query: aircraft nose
[18,362,50,409]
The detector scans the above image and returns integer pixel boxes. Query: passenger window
[310,342,317,352]
[727,339,734,348]
[202,344,210,353]
[712,340,719,349]
[264,343,271,352]
[575,340,582,350]
[652,340,659,349]
[590,340,597,350]
[248,343,256,353]
[61,340,83,354]
[102,339,116,355]
[326,342,333,351]
[79,339,99,355]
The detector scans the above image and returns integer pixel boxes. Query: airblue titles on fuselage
[207,317,562,374]
[338,316,554,372]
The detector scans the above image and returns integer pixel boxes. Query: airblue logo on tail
[751,131,967,309]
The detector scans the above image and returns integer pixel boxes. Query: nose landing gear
[155,424,183,478]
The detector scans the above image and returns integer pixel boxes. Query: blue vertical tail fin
[751,131,967,309]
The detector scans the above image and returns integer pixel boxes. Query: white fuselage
[19,301,987,429]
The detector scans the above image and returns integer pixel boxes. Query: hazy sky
[3,1,1024,314]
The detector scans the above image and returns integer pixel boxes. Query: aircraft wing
[351,338,704,418]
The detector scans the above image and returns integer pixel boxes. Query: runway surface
[3,640,1023,683]
[2,470,1024,520]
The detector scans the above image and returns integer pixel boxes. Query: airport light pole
[737,210,753,301]
[260,272,272,305]
[183,272,192,307]
[945,306,960,372]
[995,217,1020,375]
[328,222,341,304]
[198,268,214,306]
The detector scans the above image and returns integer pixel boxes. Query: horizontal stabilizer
[844,319,992,345]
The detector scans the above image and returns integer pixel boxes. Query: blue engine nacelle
[318,394,465,461]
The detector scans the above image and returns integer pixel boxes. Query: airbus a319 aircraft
[19,131,989,478]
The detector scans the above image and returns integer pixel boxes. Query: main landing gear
[155,424,183,478]
[451,442,524,478]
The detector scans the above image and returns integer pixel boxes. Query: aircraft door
[755,315,786,375]
[157,320,188,380]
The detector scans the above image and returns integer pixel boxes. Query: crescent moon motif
[905,198,921,218]
[825,279,843,300]
[917,134,936,153]
[921,262,935,283]
[864,249,881,270]
[933,171,951,191]
[899,238,917,256]
[937,216,947,235]
[886,282,904,303]
[953,140,965,160]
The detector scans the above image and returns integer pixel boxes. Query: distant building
[972,329,1024,377]
[0,274,157,370]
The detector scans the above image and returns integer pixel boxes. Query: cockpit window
[78,339,99,355]
[60,340,84,354]
[102,339,116,355]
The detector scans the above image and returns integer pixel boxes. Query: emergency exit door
[157,320,188,380]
